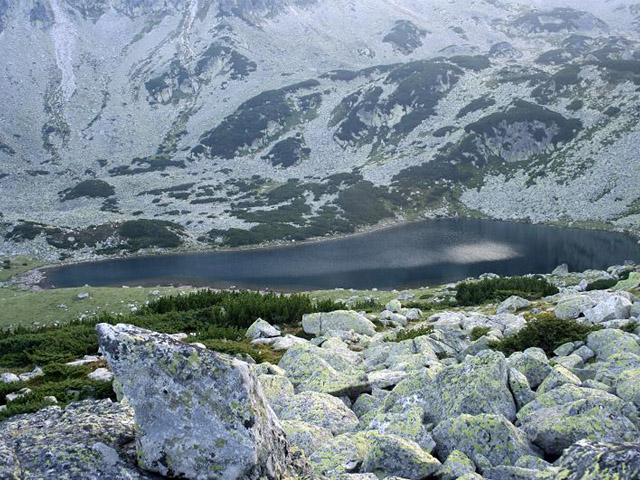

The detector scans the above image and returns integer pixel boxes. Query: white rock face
[87,368,114,382]
[96,323,298,480]
[302,310,377,337]
[246,318,280,340]
[0,373,19,384]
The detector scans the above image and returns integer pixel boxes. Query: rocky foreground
[2,267,640,479]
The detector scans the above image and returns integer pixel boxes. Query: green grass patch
[389,325,434,342]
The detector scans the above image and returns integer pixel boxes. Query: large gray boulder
[309,431,441,478]
[97,323,299,480]
[0,400,153,479]
[517,384,639,456]
[433,414,541,470]
[302,310,377,337]
[384,350,516,423]
[507,348,552,389]
[555,439,640,480]
[586,329,640,361]
[279,391,359,435]
[278,342,369,397]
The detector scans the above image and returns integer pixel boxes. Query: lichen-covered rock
[555,296,594,320]
[0,439,20,480]
[485,465,554,480]
[555,439,640,480]
[87,367,114,382]
[280,420,333,458]
[508,367,536,410]
[507,348,552,389]
[537,365,582,394]
[497,296,532,314]
[364,406,435,451]
[309,431,440,478]
[385,350,516,423]
[517,384,639,456]
[245,318,280,340]
[352,393,383,419]
[386,299,402,313]
[433,414,541,469]
[439,449,476,480]
[278,342,369,397]
[586,329,640,361]
[616,369,640,410]
[257,373,295,416]
[584,295,632,324]
[97,323,298,480]
[302,310,377,337]
[592,352,640,385]
[279,391,359,435]
[0,400,154,479]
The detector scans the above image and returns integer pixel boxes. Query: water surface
[41,219,640,290]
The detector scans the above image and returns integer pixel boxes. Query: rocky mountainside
[3,0,640,257]
[2,264,640,478]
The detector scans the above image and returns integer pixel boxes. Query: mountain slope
[2,0,640,257]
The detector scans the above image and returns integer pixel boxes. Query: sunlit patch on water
[444,242,522,264]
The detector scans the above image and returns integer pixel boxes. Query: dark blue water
[41,219,640,291]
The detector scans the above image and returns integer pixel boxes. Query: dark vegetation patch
[5,220,184,253]
[109,156,186,176]
[195,43,257,80]
[532,65,582,103]
[511,8,608,35]
[447,55,491,71]
[465,100,582,143]
[566,99,584,111]
[388,325,434,342]
[138,183,195,196]
[383,20,428,55]
[0,140,15,156]
[432,126,457,137]
[456,276,559,306]
[320,70,360,82]
[491,314,601,356]
[471,326,492,341]
[456,96,496,119]
[196,81,321,159]
[585,278,618,291]
[261,135,310,168]
[25,170,50,176]
[0,291,346,419]
[61,180,115,201]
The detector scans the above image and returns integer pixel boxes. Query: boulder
[364,406,435,451]
[0,400,154,479]
[280,420,333,458]
[385,350,516,423]
[584,295,632,324]
[517,384,639,456]
[257,374,295,416]
[302,310,377,337]
[555,296,594,320]
[552,264,569,276]
[586,329,640,360]
[404,308,423,321]
[309,431,441,478]
[386,299,402,313]
[433,414,540,470]
[87,368,114,382]
[555,439,640,480]
[508,367,536,410]
[245,318,280,340]
[616,369,640,410]
[278,343,369,397]
[497,296,532,314]
[18,367,44,382]
[279,391,359,435]
[439,450,476,480]
[507,348,552,389]
[0,373,19,384]
[537,365,582,394]
[97,323,298,480]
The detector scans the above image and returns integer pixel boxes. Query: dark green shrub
[62,180,114,201]
[491,314,601,356]
[585,278,618,291]
[456,276,559,306]
[470,326,492,341]
[390,325,434,342]
[352,299,384,312]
